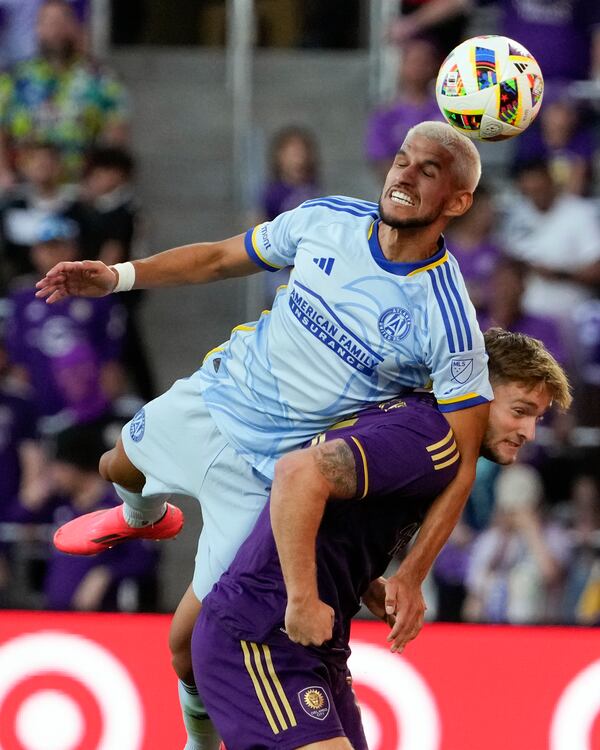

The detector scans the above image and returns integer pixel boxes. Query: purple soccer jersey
[193,393,460,749]
[5,288,125,418]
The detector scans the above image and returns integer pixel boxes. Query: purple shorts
[192,612,367,750]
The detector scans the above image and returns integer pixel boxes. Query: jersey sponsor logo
[378,307,412,342]
[450,358,473,384]
[129,408,145,443]
[259,223,272,252]
[298,687,330,720]
[288,282,383,377]
[312,257,335,275]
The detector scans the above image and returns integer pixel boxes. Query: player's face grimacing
[379,135,466,230]
[480,380,552,465]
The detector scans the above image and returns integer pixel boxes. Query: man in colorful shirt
[0,0,129,185]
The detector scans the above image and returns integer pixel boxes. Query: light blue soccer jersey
[196,195,493,478]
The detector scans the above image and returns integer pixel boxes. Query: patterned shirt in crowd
[0,56,129,178]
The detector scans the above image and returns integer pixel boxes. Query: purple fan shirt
[5,289,125,418]
[365,96,443,163]
[202,393,460,659]
[492,0,600,81]
[0,380,37,521]
[45,489,158,610]
[479,312,566,365]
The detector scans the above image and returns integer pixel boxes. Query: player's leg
[192,615,355,750]
[169,584,220,750]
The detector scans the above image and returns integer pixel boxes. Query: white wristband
[110,262,136,293]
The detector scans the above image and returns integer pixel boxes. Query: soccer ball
[435,35,544,141]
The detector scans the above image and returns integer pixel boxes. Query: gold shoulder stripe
[426,428,453,453]
[350,436,369,499]
[434,452,460,471]
[261,644,297,727]
[329,417,359,431]
[430,440,457,462]
[407,251,448,276]
[202,345,225,364]
[240,640,279,734]
[437,392,478,405]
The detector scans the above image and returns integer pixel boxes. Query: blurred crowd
[0,0,599,626]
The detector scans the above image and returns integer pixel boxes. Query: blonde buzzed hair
[405,121,482,192]
[484,328,572,410]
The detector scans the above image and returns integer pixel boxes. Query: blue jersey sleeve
[244,204,309,272]
[426,259,493,412]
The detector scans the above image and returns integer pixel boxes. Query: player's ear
[445,190,473,218]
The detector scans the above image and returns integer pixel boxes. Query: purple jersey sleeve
[321,395,460,501]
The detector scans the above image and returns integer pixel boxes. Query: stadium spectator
[500,159,600,328]
[78,146,155,400]
[365,37,443,181]
[432,520,474,621]
[561,475,600,625]
[465,464,571,624]
[389,0,600,83]
[0,0,129,188]
[260,126,321,222]
[0,0,43,70]
[0,141,83,292]
[44,421,158,611]
[513,86,596,197]
[479,258,566,365]
[444,183,500,313]
[4,214,126,427]
[390,0,469,54]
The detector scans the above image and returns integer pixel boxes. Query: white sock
[178,680,220,750]
[112,484,167,528]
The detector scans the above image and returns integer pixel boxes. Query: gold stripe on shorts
[261,644,297,727]
[240,640,280,734]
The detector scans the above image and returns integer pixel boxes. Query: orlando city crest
[298,687,330,720]
[450,358,473,384]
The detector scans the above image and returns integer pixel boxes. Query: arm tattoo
[314,439,358,499]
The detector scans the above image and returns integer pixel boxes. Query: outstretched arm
[270,439,357,646]
[35,233,261,303]
[383,402,488,651]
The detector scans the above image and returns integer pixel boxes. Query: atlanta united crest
[129,408,146,443]
[451,358,473,384]
[378,307,412,342]
[298,687,330,720]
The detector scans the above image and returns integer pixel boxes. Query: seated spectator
[365,37,443,181]
[261,126,321,222]
[445,183,500,313]
[500,159,600,328]
[44,421,158,611]
[570,299,600,425]
[0,0,129,187]
[390,0,468,53]
[561,475,600,625]
[514,86,596,196]
[78,146,155,400]
[465,463,571,624]
[479,258,566,365]
[0,141,83,291]
[4,215,126,426]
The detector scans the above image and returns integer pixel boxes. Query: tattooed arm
[270,439,357,646]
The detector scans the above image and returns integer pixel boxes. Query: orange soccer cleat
[53,503,184,555]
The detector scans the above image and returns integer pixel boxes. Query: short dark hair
[84,147,135,178]
[512,157,551,180]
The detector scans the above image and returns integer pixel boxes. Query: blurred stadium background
[1,1,600,748]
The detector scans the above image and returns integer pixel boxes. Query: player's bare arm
[35,233,260,304]
[270,439,357,647]
[384,401,489,652]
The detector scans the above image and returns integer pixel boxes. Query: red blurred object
[0,613,599,749]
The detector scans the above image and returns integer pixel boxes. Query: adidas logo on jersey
[313,257,335,275]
